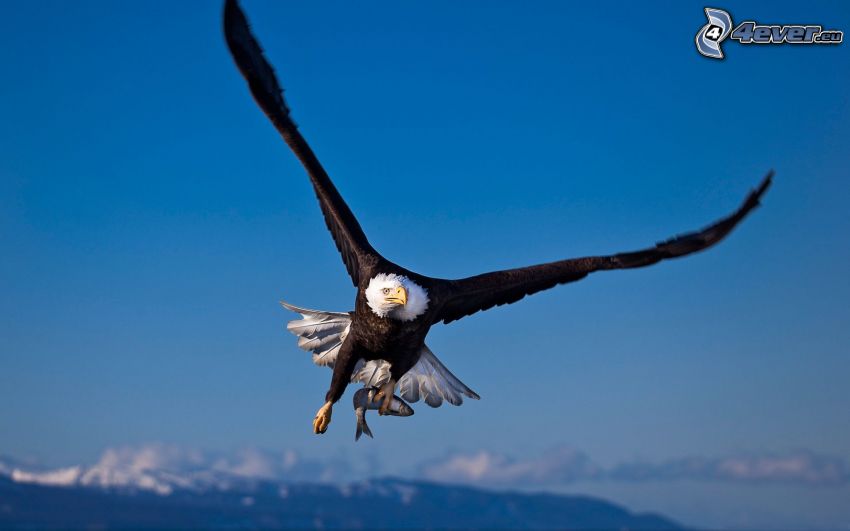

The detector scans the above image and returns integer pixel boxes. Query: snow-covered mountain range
[0,446,684,529]
[0,444,352,496]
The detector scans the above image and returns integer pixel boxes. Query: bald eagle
[223,0,772,435]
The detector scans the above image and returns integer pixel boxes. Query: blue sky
[1,1,849,528]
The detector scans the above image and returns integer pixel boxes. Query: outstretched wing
[353,347,480,408]
[281,301,352,367]
[435,173,772,324]
[225,0,379,286]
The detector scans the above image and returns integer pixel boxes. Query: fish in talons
[354,387,414,441]
[373,378,397,415]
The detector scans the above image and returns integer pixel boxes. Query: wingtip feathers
[756,169,774,198]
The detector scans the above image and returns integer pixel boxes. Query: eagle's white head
[365,273,429,321]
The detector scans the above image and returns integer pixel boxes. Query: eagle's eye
[382,288,391,295]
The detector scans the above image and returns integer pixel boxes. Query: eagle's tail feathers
[396,346,480,408]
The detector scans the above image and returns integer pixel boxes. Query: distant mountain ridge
[0,453,683,530]
[0,473,682,530]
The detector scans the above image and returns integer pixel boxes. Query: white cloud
[76,444,207,495]
[419,446,601,486]
[609,450,849,486]
[420,448,850,488]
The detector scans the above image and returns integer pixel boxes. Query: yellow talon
[313,401,333,434]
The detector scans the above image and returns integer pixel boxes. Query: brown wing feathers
[435,172,773,324]
[224,0,377,286]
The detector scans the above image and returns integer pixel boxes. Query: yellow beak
[386,286,407,306]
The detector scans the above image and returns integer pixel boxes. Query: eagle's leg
[374,379,397,416]
[314,337,358,434]
[313,401,332,434]
[376,351,419,415]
